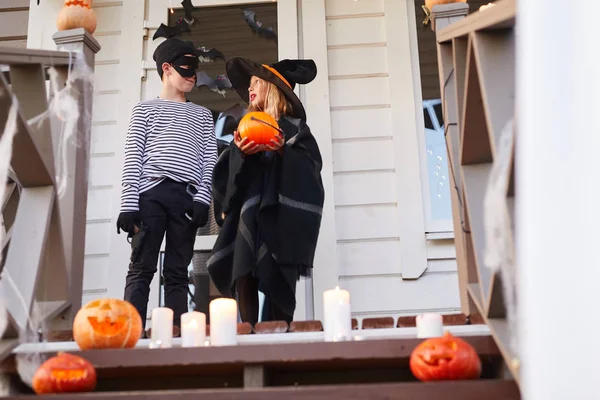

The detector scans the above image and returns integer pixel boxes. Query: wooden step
[0,335,518,397]
[2,381,521,399]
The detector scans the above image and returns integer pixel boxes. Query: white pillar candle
[209,298,238,346]
[150,307,173,348]
[180,311,206,347]
[416,313,443,338]
[323,286,352,342]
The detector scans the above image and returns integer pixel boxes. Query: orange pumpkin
[238,111,282,146]
[57,0,97,34]
[425,0,467,11]
[32,352,96,394]
[409,331,481,381]
[73,298,142,350]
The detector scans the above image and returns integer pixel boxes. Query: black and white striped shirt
[120,98,218,212]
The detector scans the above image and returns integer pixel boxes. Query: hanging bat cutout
[218,103,248,122]
[243,9,277,42]
[197,47,225,63]
[181,0,195,25]
[153,20,191,40]
[196,71,232,96]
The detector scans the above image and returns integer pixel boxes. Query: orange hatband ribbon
[262,64,292,89]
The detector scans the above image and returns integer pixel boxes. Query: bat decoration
[152,20,191,40]
[196,71,232,96]
[243,9,277,42]
[197,47,225,63]
[218,103,248,122]
[181,0,195,25]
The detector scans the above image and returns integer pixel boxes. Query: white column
[516,1,600,399]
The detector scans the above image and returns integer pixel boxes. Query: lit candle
[209,298,238,346]
[181,311,206,347]
[150,307,173,348]
[323,286,352,342]
[416,313,443,338]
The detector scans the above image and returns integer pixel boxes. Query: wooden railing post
[429,3,472,316]
[47,28,101,331]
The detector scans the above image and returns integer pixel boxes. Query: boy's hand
[117,211,141,234]
[234,130,264,155]
[191,202,209,228]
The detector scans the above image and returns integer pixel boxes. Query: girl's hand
[265,133,285,154]
[234,130,264,155]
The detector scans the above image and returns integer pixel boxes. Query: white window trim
[406,0,455,236]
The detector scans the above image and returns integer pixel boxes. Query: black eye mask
[171,55,199,78]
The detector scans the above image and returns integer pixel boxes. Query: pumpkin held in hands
[56,0,97,34]
[237,111,282,146]
[409,331,481,381]
[73,298,142,350]
[32,352,96,394]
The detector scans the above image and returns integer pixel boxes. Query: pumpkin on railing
[56,0,97,34]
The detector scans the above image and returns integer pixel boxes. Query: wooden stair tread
[2,381,521,399]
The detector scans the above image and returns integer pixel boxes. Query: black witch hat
[225,57,317,121]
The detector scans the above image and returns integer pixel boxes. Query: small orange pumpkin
[32,352,96,394]
[425,0,467,11]
[409,331,481,381]
[57,0,97,34]
[238,111,282,146]
[73,298,142,350]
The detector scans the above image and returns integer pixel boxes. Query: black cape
[207,116,324,316]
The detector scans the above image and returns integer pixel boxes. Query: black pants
[124,179,197,328]
[236,274,293,325]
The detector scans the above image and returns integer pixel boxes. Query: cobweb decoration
[0,50,94,393]
[483,118,518,354]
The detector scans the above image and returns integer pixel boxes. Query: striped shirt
[119,98,218,212]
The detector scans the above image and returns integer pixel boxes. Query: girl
[207,58,324,325]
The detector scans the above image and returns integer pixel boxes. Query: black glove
[191,202,209,228]
[117,211,141,234]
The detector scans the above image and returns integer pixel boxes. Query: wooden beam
[9,64,55,178]
[0,73,54,187]
[0,381,521,400]
[437,0,516,43]
[0,48,72,66]
[0,186,54,330]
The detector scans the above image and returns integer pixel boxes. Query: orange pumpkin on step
[73,298,142,350]
[32,352,96,394]
[57,0,97,34]
[425,0,467,11]
[238,111,282,146]
[409,331,481,381]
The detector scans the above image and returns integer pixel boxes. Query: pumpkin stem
[250,116,284,135]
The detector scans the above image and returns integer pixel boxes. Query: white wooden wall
[323,0,460,319]
[0,0,29,48]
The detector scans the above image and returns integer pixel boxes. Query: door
[137,0,307,323]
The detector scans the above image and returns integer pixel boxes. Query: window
[410,0,488,233]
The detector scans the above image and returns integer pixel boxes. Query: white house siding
[0,0,29,48]
[323,0,460,319]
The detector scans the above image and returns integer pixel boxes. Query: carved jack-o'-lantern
[238,111,282,146]
[409,331,482,381]
[57,0,97,34]
[425,0,467,11]
[32,352,96,394]
[73,298,142,350]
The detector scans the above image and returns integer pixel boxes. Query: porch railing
[430,0,519,385]
[0,29,100,360]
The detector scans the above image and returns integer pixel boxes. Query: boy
[116,38,218,334]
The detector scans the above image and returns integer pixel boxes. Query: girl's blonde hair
[248,78,292,121]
